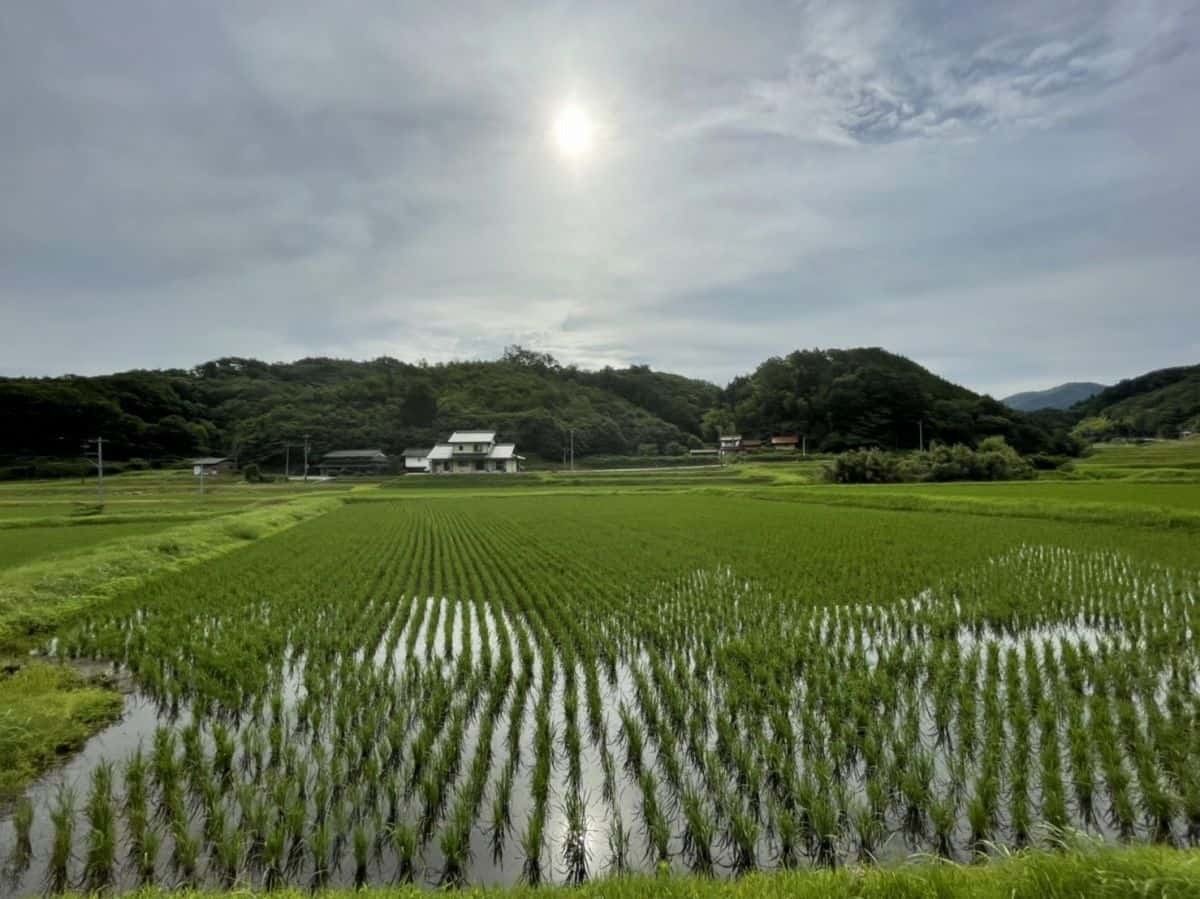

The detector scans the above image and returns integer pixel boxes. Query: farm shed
[191,457,233,476]
[770,435,800,450]
[402,448,431,472]
[719,435,743,452]
[318,449,390,476]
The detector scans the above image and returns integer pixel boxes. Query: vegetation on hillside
[718,348,1076,454]
[1072,364,1200,439]
[0,346,1078,474]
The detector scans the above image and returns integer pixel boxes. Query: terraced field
[3,493,1198,892]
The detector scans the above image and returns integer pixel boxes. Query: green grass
[0,494,343,652]
[0,522,173,570]
[113,845,1200,898]
[0,661,123,800]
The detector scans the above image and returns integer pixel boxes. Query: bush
[824,438,1036,484]
[242,463,262,483]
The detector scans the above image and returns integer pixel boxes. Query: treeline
[0,345,1079,471]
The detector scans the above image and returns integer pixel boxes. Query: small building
[719,435,743,453]
[402,448,432,472]
[192,457,233,476]
[742,438,763,450]
[770,435,800,450]
[427,430,522,473]
[318,449,390,476]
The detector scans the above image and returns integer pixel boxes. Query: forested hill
[1002,382,1107,412]
[720,348,1074,454]
[1073,364,1200,438]
[0,346,1074,468]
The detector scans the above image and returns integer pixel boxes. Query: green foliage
[723,347,1061,453]
[825,438,1035,483]
[1076,364,1200,438]
[0,346,1080,471]
[0,663,122,800]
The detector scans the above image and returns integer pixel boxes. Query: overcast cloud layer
[2,1,1198,396]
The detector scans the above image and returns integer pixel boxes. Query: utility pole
[83,437,105,509]
[303,434,310,482]
[918,419,924,452]
[569,429,575,472]
[802,435,807,457]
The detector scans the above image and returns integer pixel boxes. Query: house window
[475,460,485,471]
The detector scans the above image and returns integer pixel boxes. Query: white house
[402,448,431,472]
[424,430,522,473]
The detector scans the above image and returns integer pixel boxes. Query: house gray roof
[486,443,517,460]
[191,457,229,465]
[322,449,388,460]
[401,448,431,458]
[427,444,454,460]
[448,430,496,444]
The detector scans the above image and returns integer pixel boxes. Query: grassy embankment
[110,845,1200,898]
[0,472,352,801]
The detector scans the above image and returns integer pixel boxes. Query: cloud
[1,0,1198,396]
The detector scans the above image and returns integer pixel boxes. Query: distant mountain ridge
[1002,382,1107,411]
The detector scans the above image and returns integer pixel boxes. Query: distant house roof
[742,438,763,447]
[719,435,742,442]
[191,457,229,465]
[448,430,497,444]
[770,435,799,445]
[322,449,388,460]
[486,443,517,460]
[427,444,455,460]
[401,448,431,458]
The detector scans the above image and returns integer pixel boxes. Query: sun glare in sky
[552,103,595,160]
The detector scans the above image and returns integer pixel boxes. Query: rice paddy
[0,487,1197,894]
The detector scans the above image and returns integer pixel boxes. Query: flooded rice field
[3,536,1199,894]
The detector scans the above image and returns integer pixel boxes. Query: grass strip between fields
[104,845,1200,898]
[0,496,344,654]
[748,487,1200,530]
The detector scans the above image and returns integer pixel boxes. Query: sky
[2,1,1198,397]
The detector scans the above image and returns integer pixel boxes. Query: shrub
[824,438,1035,484]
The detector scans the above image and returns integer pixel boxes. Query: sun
[552,104,595,160]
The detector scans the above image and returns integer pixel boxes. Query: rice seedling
[46,784,76,894]
[519,808,545,886]
[8,795,34,874]
[83,760,118,891]
[561,789,590,885]
[388,821,418,885]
